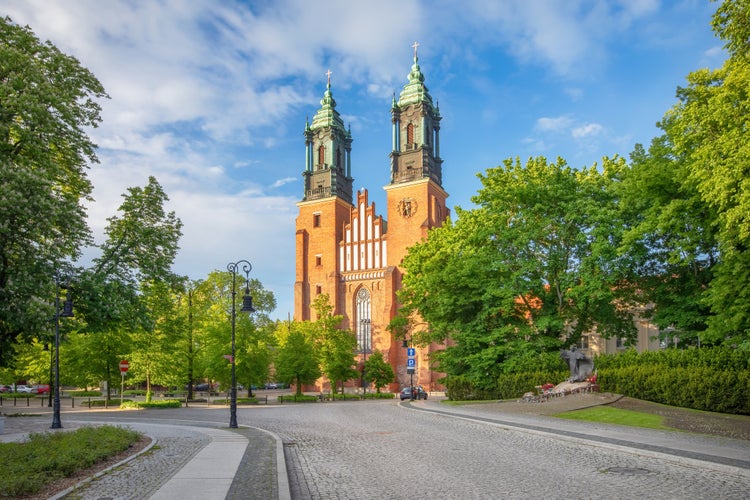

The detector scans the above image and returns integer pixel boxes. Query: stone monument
[560,345,594,383]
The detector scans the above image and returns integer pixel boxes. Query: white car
[15,385,32,393]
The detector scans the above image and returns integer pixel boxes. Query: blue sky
[4,0,725,319]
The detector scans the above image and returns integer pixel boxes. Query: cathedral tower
[294,74,354,320]
[385,43,447,268]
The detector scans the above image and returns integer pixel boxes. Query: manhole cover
[603,467,652,475]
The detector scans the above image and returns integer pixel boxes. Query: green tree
[93,176,182,285]
[617,138,717,344]
[192,270,275,395]
[311,294,357,394]
[274,324,320,396]
[653,0,750,346]
[127,280,182,402]
[56,177,182,398]
[363,350,395,393]
[0,17,108,364]
[395,156,635,386]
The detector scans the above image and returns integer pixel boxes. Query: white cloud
[272,177,298,189]
[536,116,575,133]
[572,123,604,139]
[4,0,720,318]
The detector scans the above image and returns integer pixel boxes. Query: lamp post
[51,275,73,429]
[226,260,255,429]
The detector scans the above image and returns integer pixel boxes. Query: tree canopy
[394,156,637,385]
[648,0,750,343]
[0,16,108,363]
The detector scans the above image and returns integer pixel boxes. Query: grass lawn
[554,406,673,430]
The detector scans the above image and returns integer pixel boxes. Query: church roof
[309,71,346,134]
[396,44,437,113]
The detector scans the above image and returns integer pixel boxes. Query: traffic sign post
[407,349,416,398]
[119,360,129,405]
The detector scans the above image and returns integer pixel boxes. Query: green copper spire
[397,41,435,109]
[310,69,346,133]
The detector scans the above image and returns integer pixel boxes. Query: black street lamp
[51,275,73,429]
[226,260,255,429]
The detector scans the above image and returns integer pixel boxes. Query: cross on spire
[412,41,420,60]
[326,69,332,87]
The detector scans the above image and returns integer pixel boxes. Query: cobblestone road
[241,400,750,500]
[5,398,748,499]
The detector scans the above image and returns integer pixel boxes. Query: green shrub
[362,392,395,399]
[85,399,131,407]
[120,399,182,409]
[68,390,102,397]
[0,425,141,497]
[278,394,319,403]
[123,390,147,396]
[445,375,504,400]
[444,346,749,413]
[599,365,749,415]
[213,397,261,405]
[331,393,362,401]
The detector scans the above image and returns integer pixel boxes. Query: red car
[31,384,50,394]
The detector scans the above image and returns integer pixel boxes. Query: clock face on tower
[398,198,417,218]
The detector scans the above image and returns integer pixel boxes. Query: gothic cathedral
[294,47,449,392]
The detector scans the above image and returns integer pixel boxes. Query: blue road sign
[407,358,416,367]
[407,348,416,357]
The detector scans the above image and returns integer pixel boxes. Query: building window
[318,145,325,167]
[356,288,371,353]
[616,337,626,349]
[406,123,414,147]
[578,335,590,350]
[336,148,341,169]
[315,285,322,295]
[315,255,322,266]
[313,213,321,227]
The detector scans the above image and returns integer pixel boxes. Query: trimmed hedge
[600,365,749,415]
[120,399,182,409]
[68,390,102,397]
[445,346,750,415]
[446,371,566,401]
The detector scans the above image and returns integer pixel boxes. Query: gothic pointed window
[318,145,325,168]
[356,288,371,353]
[406,123,414,149]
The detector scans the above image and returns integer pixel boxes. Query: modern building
[294,47,448,392]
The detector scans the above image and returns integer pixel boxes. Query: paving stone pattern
[244,401,750,500]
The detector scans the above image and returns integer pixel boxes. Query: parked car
[31,384,50,394]
[400,386,428,400]
[14,385,32,393]
[0,384,12,393]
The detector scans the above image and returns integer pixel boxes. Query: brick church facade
[294,48,448,392]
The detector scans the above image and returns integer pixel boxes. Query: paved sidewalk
[412,395,750,473]
[148,426,247,500]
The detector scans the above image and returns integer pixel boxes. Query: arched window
[336,148,341,170]
[356,288,371,353]
[406,123,414,147]
[318,145,325,168]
